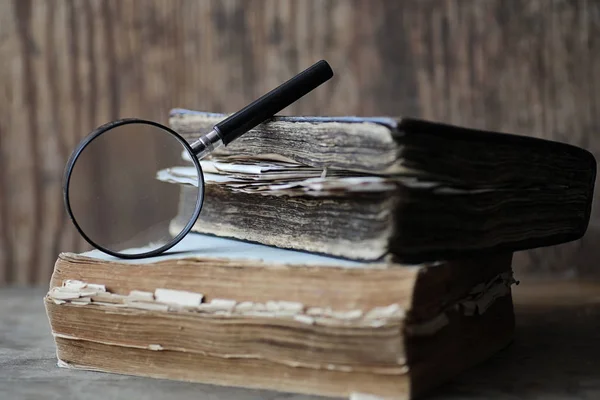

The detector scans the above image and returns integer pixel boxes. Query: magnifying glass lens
[66,122,202,257]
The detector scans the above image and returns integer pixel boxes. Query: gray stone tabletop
[1,281,599,400]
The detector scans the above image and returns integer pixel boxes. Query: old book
[162,109,596,262]
[45,233,517,400]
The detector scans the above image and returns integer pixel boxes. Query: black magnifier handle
[191,60,333,158]
[217,60,333,144]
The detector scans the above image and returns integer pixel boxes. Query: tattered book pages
[157,163,403,197]
[46,233,517,399]
[158,155,594,261]
[171,109,407,174]
[159,109,597,262]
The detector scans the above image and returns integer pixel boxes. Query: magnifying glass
[63,60,333,259]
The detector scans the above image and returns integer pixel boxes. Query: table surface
[1,279,599,400]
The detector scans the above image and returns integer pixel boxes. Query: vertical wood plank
[8,0,39,285]
[0,1,14,285]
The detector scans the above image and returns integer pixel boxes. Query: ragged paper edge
[156,165,400,196]
[57,357,126,374]
[157,164,497,197]
[405,270,518,336]
[47,271,516,336]
[456,271,519,316]
[47,280,406,328]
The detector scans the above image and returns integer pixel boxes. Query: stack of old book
[45,109,596,399]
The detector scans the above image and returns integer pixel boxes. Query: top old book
[165,109,597,262]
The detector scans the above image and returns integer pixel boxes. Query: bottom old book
[44,233,517,400]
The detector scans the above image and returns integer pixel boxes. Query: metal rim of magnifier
[63,118,205,259]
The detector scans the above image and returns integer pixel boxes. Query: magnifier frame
[63,118,205,259]
[64,60,333,259]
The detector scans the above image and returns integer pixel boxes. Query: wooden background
[0,0,598,285]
